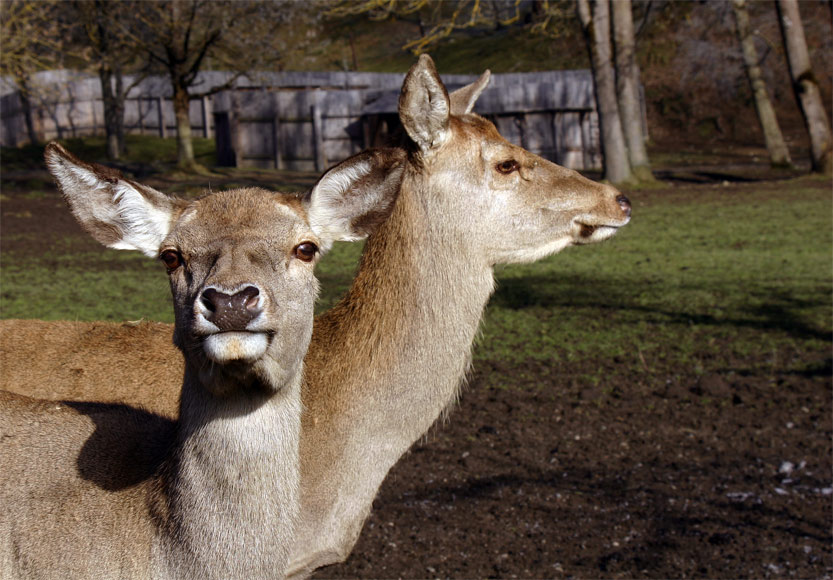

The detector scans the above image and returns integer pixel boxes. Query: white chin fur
[203,332,269,363]
[587,225,620,243]
[572,223,623,245]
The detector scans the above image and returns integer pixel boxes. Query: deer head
[44,142,400,397]
[317,55,631,269]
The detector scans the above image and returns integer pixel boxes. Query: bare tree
[123,1,286,172]
[611,0,654,183]
[0,0,63,145]
[73,1,144,160]
[578,0,631,184]
[731,0,792,168]
[326,0,522,55]
[775,0,832,175]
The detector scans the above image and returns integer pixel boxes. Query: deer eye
[159,249,183,272]
[496,159,520,174]
[294,242,318,263]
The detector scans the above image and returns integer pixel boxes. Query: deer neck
[293,176,496,573]
[159,367,301,579]
[312,175,494,431]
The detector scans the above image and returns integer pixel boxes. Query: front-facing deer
[0,143,395,580]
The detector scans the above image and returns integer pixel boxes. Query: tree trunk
[114,65,126,156]
[775,0,832,175]
[732,0,792,168]
[99,65,121,160]
[578,0,632,184]
[16,75,39,146]
[172,83,199,171]
[611,0,654,182]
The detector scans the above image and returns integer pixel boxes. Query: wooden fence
[0,69,637,171]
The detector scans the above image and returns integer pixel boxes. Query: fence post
[272,92,283,170]
[311,97,326,172]
[201,96,211,139]
[138,98,144,134]
[156,97,166,138]
[230,92,242,168]
[580,111,591,171]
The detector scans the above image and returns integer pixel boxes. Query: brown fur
[0,319,182,415]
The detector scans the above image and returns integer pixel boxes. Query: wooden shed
[210,70,613,172]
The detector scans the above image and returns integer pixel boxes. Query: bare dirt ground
[1,156,831,579]
[316,351,831,578]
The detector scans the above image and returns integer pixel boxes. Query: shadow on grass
[652,168,804,185]
[492,274,832,343]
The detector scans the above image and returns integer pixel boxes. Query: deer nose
[200,286,262,331]
[616,194,632,218]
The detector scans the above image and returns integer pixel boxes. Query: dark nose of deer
[616,194,632,218]
[200,286,262,331]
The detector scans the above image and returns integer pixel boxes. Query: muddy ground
[1,157,831,579]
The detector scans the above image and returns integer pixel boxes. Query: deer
[0,141,399,579]
[0,55,631,576]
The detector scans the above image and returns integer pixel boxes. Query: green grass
[1,250,173,322]
[0,135,216,172]
[477,179,832,386]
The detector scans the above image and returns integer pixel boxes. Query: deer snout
[616,194,632,218]
[200,286,262,332]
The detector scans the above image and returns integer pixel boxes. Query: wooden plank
[279,120,315,161]
[522,112,556,161]
[580,111,602,170]
[241,121,274,157]
[0,68,627,168]
[156,97,165,138]
[323,139,355,163]
[201,96,211,138]
[312,100,326,172]
[554,112,585,170]
[272,92,283,170]
[322,116,362,140]
[230,92,241,167]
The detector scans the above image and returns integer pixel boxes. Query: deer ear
[304,148,405,251]
[398,54,451,153]
[45,142,186,257]
[449,69,491,115]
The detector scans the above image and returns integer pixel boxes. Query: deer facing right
[0,142,395,580]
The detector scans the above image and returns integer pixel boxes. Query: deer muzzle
[195,285,270,363]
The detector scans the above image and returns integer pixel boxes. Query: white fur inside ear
[47,147,174,257]
[417,71,450,150]
[308,159,373,250]
[108,183,174,256]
